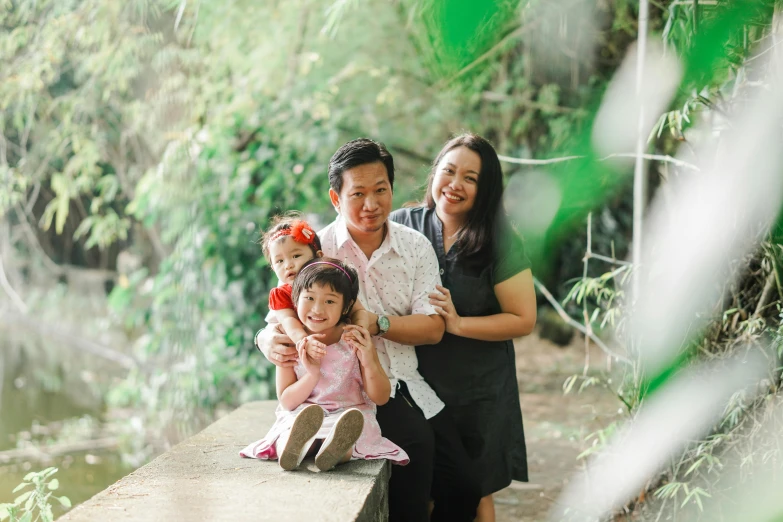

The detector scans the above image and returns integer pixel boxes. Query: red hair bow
[290,220,316,245]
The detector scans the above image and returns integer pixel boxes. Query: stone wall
[59,401,389,521]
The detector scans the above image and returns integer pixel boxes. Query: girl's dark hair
[328,138,395,195]
[424,133,506,258]
[291,257,360,322]
[260,212,322,260]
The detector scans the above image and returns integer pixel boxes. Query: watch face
[378,315,390,333]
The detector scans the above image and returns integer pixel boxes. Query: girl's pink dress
[239,338,409,465]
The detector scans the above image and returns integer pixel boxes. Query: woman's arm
[430,269,537,342]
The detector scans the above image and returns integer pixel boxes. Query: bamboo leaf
[12,492,31,507]
[11,483,29,494]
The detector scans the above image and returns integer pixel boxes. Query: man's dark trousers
[376,381,481,522]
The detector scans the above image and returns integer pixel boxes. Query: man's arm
[366,233,446,345]
[255,324,298,367]
[366,312,444,345]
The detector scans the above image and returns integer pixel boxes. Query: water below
[0,333,132,514]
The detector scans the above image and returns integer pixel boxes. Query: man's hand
[256,323,327,367]
[256,323,298,367]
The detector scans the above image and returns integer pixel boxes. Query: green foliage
[0,0,172,248]
[106,109,338,441]
[0,468,71,522]
[557,4,783,515]
[4,0,641,443]
[7,3,782,518]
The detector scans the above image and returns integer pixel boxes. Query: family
[241,134,537,522]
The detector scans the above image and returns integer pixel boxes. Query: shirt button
[439,269,444,275]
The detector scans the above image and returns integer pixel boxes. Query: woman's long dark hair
[424,133,506,259]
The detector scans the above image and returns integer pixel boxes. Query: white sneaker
[315,408,364,471]
[279,404,324,471]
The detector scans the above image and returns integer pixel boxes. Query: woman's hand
[342,325,377,369]
[429,285,463,336]
[296,337,322,377]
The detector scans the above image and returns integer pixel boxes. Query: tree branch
[0,438,119,464]
[335,124,432,163]
[533,276,631,364]
[497,151,699,171]
[438,21,537,88]
[284,4,311,92]
[0,309,139,370]
[0,254,28,314]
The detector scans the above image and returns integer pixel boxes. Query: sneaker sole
[279,404,324,471]
[315,409,364,471]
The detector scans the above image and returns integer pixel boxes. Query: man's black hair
[328,138,395,195]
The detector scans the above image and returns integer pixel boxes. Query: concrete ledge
[60,401,390,521]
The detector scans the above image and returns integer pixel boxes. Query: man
[256,138,480,522]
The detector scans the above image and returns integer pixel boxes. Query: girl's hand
[303,334,328,360]
[296,337,321,376]
[342,325,375,369]
[429,285,463,336]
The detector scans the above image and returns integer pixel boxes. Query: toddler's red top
[268,283,294,310]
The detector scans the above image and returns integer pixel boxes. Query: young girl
[240,257,409,471]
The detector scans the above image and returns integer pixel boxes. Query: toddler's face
[268,236,315,284]
[296,283,345,333]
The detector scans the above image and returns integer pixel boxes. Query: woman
[391,133,536,522]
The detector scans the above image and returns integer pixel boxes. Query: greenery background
[2,0,783,519]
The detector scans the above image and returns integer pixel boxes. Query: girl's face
[296,283,346,333]
[268,236,315,284]
[430,146,481,222]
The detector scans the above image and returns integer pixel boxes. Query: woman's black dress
[391,207,531,496]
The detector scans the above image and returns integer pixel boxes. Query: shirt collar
[334,215,399,256]
[382,220,400,255]
[334,216,353,249]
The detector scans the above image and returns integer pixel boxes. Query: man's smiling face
[330,161,392,237]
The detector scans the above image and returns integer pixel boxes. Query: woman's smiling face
[430,146,482,221]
